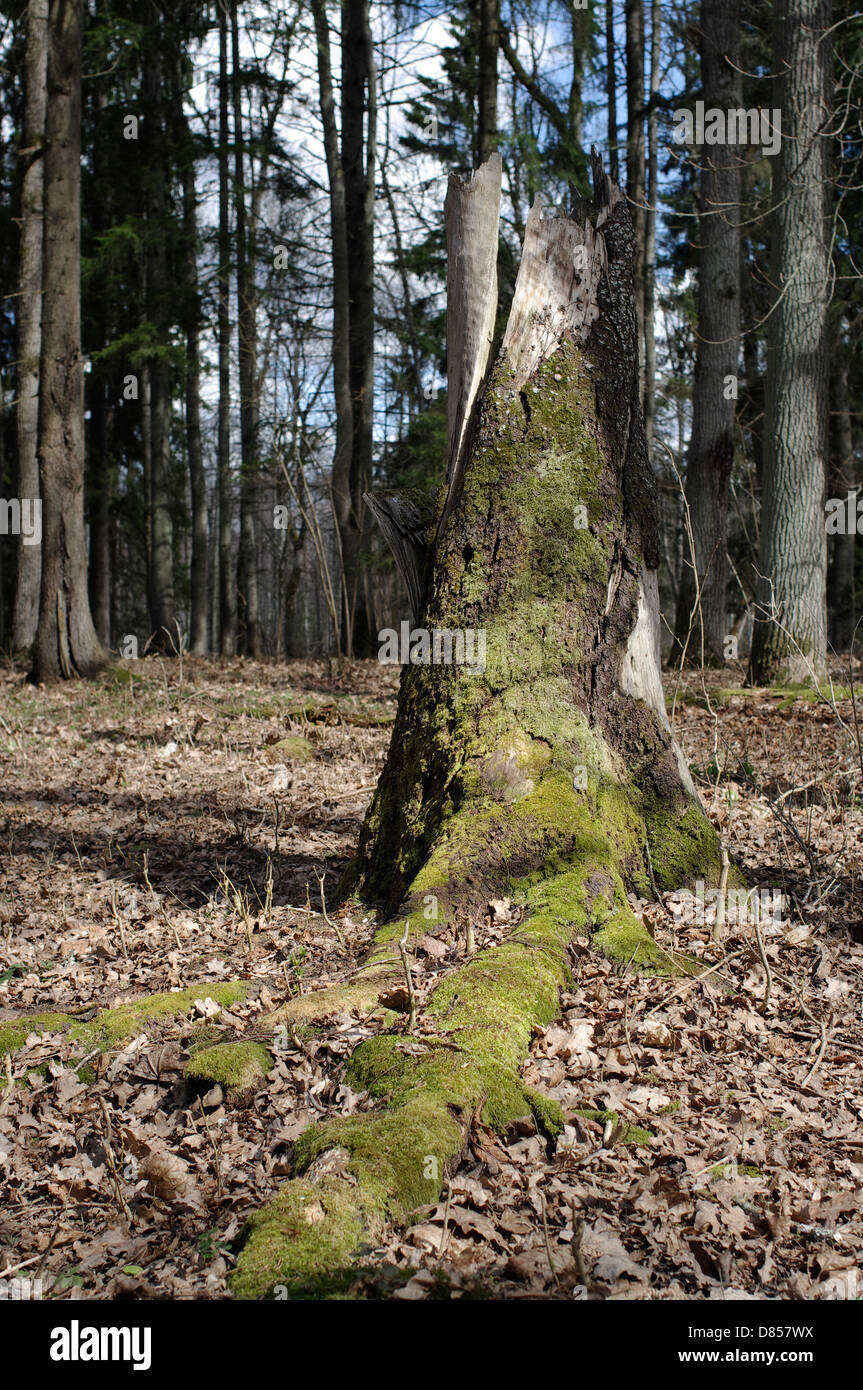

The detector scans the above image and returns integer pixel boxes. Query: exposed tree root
[232,779,712,1300]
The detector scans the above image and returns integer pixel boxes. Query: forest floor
[0,654,861,1301]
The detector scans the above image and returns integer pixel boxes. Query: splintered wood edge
[441,152,502,532]
[499,195,606,391]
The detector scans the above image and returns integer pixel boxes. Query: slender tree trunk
[605,0,619,182]
[13,0,49,653]
[312,0,351,658]
[231,0,260,658]
[827,319,855,650]
[750,0,832,684]
[341,0,376,656]
[625,0,645,392]
[673,0,741,667]
[643,0,660,457]
[31,0,105,682]
[477,0,499,165]
[141,31,175,646]
[87,380,112,646]
[180,124,208,656]
[218,7,235,656]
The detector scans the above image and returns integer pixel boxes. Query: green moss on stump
[185,1041,273,1095]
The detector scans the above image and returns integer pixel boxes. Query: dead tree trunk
[346,152,714,916]
[233,154,720,1300]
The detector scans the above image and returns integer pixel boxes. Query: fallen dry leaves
[0,656,860,1300]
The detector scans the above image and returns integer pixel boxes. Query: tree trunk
[340,0,376,656]
[672,0,741,668]
[750,0,832,685]
[231,0,260,659]
[217,6,235,656]
[141,33,176,647]
[642,0,660,457]
[625,0,645,392]
[87,380,112,647]
[312,0,351,658]
[31,0,105,683]
[477,0,499,165]
[235,154,720,1299]
[605,0,619,182]
[827,319,855,651]
[13,0,49,655]
[180,130,209,657]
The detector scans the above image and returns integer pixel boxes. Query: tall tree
[217,4,235,655]
[12,0,49,653]
[477,0,499,165]
[141,8,177,646]
[31,0,105,682]
[311,0,352,656]
[231,0,260,658]
[827,314,855,650]
[673,0,742,666]
[325,0,375,656]
[176,85,208,656]
[605,0,619,181]
[643,0,660,455]
[625,0,645,387]
[750,0,833,683]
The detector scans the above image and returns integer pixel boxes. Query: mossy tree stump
[234,154,721,1299]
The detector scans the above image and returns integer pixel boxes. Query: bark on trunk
[234,154,720,1300]
[231,1,260,659]
[142,34,176,647]
[625,0,645,392]
[827,323,855,650]
[30,0,106,683]
[340,0,376,656]
[642,0,660,456]
[312,0,352,658]
[477,0,499,165]
[672,0,741,667]
[605,0,619,183]
[750,0,832,684]
[180,137,209,657]
[12,0,49,654]
[217,7,235,656]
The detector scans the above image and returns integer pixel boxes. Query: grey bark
[340,0,376,655]
[312,0,352,657]
[477,0,499,165]
[179,112,208,656]
[750,0,832,684]
[13,0,49,653]
[827,321,855,650]
[625,0,646,389]
[643,0,660,456]
[217,7,235,655]
[231,0,260,658]
[673,0,742,667]
[31,0,105,682]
